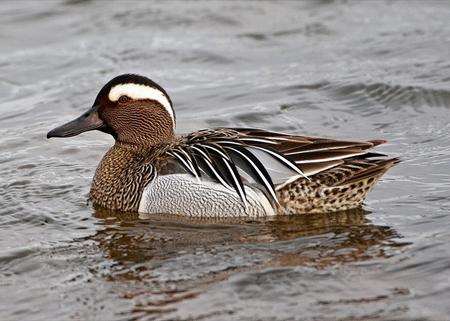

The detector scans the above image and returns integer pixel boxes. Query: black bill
[47,105,104,138]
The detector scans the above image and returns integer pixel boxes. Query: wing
[165,127,389,205]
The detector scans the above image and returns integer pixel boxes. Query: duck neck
[89,142,157,212]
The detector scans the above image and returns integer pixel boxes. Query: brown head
[47,74,175,147]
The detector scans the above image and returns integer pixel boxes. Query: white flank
[138,173,276,216]
[108,83,175,127]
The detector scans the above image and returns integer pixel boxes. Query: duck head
[47,74,175,147]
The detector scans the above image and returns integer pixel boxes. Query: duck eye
[118,95,130,104]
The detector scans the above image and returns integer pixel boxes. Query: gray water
[1,1,450,320]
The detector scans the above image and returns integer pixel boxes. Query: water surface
[1,1,450,320]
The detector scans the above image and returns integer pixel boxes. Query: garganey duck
[47,74,399,217]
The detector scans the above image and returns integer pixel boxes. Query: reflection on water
[88,207,406,318]
[92,208,401,266]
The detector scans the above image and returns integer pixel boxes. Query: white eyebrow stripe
[108,83,175,127]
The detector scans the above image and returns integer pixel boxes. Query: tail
[318,157,400,212]
[339,157,400,185]
[278,157,399,214]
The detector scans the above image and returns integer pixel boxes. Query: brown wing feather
[225,127,392,178]
[184,127,396,183]
[283,140,373,154]
[291,148,366,163]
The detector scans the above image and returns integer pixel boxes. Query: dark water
[1,1,450,320]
